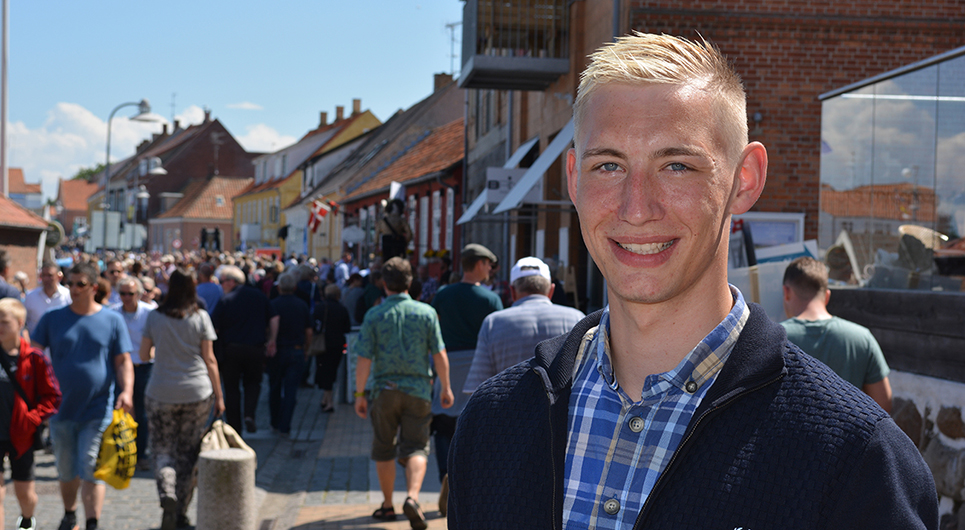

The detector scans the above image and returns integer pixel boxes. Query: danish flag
[308,199,330,233]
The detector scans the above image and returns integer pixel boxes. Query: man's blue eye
[601,162,620,172]
[668,163,688,171]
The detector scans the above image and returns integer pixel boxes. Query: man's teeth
[618,241,673,255]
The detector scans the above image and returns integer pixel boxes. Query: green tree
[71,163,105,181]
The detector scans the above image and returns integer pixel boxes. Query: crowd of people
[0,243,578,530]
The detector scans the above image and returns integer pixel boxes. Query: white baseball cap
[510,257,551,283]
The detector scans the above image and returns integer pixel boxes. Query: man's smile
[616,240,676,255]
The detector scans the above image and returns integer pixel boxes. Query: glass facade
[820,49,965,292]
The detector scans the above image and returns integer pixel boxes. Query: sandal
[403,497,428,530]
[372,505,398,521]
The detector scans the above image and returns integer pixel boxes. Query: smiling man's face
[567,82,754,310]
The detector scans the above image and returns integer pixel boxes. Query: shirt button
[628,416,645,433]
[685,381,698,393]
[603,498,620,515]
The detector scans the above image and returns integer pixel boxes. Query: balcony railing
[459,0,570,91]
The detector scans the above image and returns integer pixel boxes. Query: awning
[456,135,539,225]
[456,189,487,225]
[504,136,539,169]
[493,118,574,214]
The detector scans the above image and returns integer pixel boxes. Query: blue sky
[6,0,463,200]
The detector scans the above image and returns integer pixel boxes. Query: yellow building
[233,101,380,254]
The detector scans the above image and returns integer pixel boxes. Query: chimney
[319,111,328,127]
[174,119,181,131]
[352,98,361,116]
[162,123,169,135]
[203,108,211,123]
[336,106,345,121]
[434,73,454,92]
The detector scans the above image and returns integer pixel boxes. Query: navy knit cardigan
[448,304,938,529]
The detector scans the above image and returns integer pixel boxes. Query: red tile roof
[0,194,47,229]
[156,176,253,220]
[57,178,100,211]
[342,118,463,201]
[7,168,41,194]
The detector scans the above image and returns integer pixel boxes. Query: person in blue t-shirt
[32,262,133,530]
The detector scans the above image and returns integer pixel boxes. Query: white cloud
[235,123,297,154]
[6,102,296,201]
[226,101,263,111]
[8,102,165,201]
[174,105,207,128]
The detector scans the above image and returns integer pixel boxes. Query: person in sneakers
[0,298,62,530]
[140,268,224,530]
[31,262,134,530]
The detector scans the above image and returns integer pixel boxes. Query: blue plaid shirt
[562,286,750,529]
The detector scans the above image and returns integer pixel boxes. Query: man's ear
[729,142,768,215]
[824,289,831,307]
[782,284,792,302]
[566,148,579,204]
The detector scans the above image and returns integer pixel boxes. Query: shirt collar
[591,285,750,401]
[385,293,411,302]
[510,294,552,307]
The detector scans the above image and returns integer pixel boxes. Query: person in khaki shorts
[354,257,453,530]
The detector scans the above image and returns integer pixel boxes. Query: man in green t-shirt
[780,257,892,412]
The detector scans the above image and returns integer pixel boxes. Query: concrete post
[197,448,257,530]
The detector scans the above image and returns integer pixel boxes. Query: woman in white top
[140,268,224,530]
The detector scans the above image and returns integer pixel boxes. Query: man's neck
[43,284,59,297]
[794,301,833,321]
[606,282,734,401]
[71,298,100,316]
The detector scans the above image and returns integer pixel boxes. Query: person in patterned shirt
[354,257,453,530]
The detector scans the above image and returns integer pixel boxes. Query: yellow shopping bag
[93,409,138,490]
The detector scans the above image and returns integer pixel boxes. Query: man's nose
[618,171,665,224]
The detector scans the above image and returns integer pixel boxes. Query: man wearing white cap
[464,257,585,395]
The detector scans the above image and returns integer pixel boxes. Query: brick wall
[629,1,965,239]
[145,121,255,220]
[0,230,44,290]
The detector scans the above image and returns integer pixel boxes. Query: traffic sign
[172,238,182,249]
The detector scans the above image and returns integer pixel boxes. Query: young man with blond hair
[448,33,936,529]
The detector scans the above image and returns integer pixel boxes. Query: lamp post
[101,99,163,254]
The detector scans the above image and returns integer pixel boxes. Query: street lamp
[101,99,163,254]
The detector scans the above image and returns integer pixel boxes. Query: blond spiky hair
[574,32,749,161]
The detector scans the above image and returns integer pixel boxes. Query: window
[820,52,965,292]
[445,188,455,251]
[432,191,442,251]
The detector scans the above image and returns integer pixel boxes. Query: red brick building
[457,0,965,310]
[56,178,99,237]
[149,176,253,254]
[0,194,49,289]
[90,110,256,251]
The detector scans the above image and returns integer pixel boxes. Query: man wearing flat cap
[464,257,585,395]
[429,243,503,509]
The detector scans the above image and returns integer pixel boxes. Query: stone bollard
[197,448,257,530]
